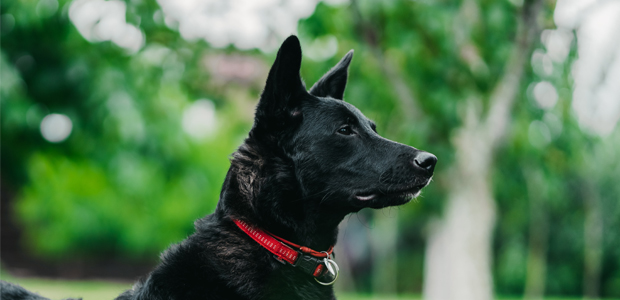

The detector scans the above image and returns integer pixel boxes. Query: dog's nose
[413,152,437,172]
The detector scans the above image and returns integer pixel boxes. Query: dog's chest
[151,228,335,300]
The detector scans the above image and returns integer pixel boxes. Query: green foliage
[1,0,251,259]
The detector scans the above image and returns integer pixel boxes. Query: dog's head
[248,36,436,214]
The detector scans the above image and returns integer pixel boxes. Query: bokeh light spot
[182,99,218,140]
[40,113,73,143]
[533,81,558,109]
[69,0,145,53]
[36,0,59,18]
[157,0,322,52]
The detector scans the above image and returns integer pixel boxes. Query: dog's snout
[413,152,437,172]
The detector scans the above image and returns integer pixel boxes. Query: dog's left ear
[309,50,354,100]
[256,36,306,124]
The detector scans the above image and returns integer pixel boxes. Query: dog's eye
[337,126,353,135]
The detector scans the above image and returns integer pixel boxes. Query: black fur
[2,35,436,300]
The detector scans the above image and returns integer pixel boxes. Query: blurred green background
[1,0,619,299]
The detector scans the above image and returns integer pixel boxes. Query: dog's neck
[214,141,345,251]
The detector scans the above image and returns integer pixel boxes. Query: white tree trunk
[423,1,542,298]
[524,168,549,300]
[423,115,496,300]
[424,186,496,300]
[583,181,603,299]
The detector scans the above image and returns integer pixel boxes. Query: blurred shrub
[16,125,244,259]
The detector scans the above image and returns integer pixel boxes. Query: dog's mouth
[355,193,377,201]
[354,179,431,201]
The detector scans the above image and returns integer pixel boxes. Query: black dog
[1,35,436,300]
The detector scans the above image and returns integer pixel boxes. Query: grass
[1,276,132,300]
[1,276,617,300]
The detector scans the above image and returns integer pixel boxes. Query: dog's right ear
[308,50,354,100]
[255,36,307,128]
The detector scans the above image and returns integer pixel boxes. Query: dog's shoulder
[117,214,270,300]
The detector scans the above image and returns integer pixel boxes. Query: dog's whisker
[319,191,336,205]
[289,188,331,202]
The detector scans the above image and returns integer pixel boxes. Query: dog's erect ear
[256,35,306,123]
[308,50,354,100]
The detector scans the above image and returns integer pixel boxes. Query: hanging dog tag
[324,258,336,276]
[315,258,339,286]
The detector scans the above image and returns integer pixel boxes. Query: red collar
[233,219,339,285]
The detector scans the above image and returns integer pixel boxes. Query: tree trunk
[583,180,603,299]
[423,1,543,299]
[523,168,549,300]
[423,111,496,300]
